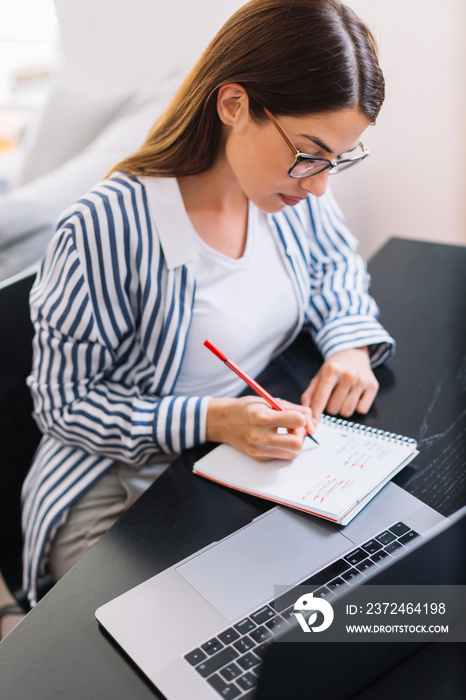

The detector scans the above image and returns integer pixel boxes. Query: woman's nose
[299,169,330,197]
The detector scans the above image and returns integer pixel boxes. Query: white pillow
[0,67,184,281]
[16,74,132,186]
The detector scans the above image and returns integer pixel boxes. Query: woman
[23,0,394,605]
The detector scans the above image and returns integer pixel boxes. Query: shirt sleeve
[302,190,395,367]
[27,196,210,467]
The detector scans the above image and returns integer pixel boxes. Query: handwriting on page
[300,430,398,507]
[304,475,356,504]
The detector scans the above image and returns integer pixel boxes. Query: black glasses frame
[263,107,370,179]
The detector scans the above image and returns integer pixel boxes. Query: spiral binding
[322,414,417,446]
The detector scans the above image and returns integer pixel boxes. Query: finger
[355,381,379,415]
[330,373,379,417]
[246,402,307,439]
[308,369,340,422]
[336,385,365,417]
[248,405,308,455]
[276,400,313,430]
[278,398,311,414]
[301,377,317,407]
[300,381,320,432]
[249,429,307,461]
[267,407,309,432]
[325,371,360,416]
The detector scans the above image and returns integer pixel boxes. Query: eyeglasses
[263,107,370,179]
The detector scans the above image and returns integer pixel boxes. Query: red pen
[204,338,319,445]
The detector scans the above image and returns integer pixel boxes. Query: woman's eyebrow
[298,133,360,156]
[298,133,333,153]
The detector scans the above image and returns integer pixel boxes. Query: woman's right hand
[206,396,312,461]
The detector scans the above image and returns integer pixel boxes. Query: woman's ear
[217,83,249,127]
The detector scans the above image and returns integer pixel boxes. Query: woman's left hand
[301,347,379,427]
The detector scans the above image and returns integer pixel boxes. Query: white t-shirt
[173,201,300,397]
[124,202,300,495]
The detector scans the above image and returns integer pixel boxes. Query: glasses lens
[289,157,330,179]
[288,147,369,178]
[329,145,369,174]
[329,156,365,174]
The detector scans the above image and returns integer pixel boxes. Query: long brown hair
[109,0,384,179]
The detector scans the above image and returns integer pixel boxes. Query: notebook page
[194,418,418,520]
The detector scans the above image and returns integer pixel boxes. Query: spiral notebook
[193,416,419,525]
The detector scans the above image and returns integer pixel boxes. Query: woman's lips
[279,193,307,206]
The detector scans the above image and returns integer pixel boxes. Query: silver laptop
[96,481,444,700]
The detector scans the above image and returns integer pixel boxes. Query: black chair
[0,268,50,622]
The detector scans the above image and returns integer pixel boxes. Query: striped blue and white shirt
[22,173,394,605]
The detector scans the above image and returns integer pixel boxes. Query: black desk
[1,238,465,699]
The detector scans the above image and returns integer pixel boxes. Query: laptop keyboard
[184,520,420,699]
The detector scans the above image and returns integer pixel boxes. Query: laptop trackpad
[176,507,351,621]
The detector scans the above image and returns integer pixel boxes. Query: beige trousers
[48,461,169,582]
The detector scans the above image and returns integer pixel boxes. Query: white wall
[55,0,466,259]
[332,0,466,258]
[54,0,245,90]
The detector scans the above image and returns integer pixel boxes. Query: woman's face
[223,107,371,213]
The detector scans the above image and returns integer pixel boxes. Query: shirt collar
[139,176,194,270]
